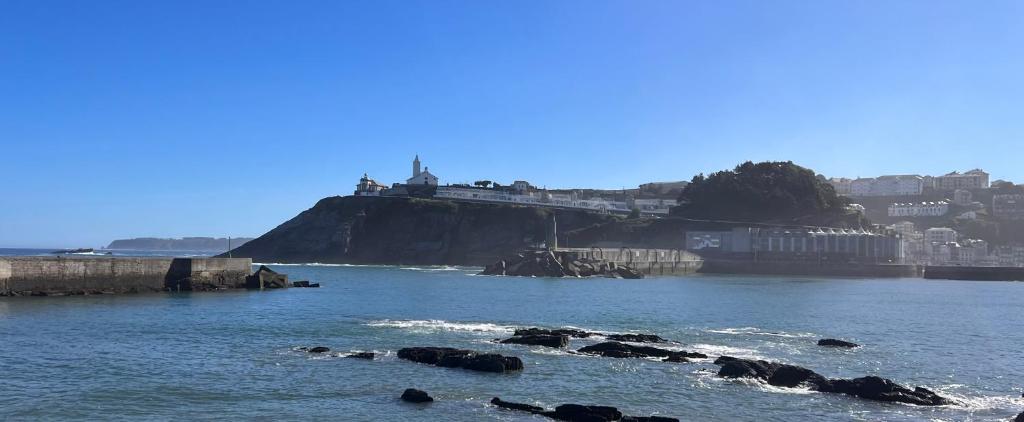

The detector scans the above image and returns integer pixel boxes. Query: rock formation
[490,397,679,421]
[500,334,569,348]
[714,356,952,406]
[577,342,706,361]
[397,347,523,373]
[480,250,644,279]
[817,338,859,348]
[514,328,593,338]
[401,388,433,403]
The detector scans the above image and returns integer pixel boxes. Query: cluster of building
[828,169,990,197]
[685,226,904,263]
[886,222,1023,266]
[354,156,682,215]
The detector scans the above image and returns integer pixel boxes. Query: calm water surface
[1,264,1022,421]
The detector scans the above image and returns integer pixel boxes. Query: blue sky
[2,1,1022,247]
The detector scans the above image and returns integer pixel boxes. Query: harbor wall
[924,266,1024,281]
[0,257,252,296]
[698,259,920,278]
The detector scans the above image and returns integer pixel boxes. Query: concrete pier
[0,256,253,296]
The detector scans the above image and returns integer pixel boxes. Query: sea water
[1,264,1022,421]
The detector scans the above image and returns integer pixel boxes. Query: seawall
[924,266,1024,281]
[0,257,253,296]
[698,259,920,278]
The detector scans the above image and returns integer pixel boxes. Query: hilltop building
[352,155,677,215]
[405,155,439,186]
[847,175,924,197]
[354,174,387,196]
[935,169,989,190]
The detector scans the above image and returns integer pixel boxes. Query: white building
[924,227,957,244]
[354,173,387,196]
[632,198,679,215]
[888,201,949,217]
[847,175,924,197]
[936,169,989,190]
[405,155,438,186]
[433,186,632,214]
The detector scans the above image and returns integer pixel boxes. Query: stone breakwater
[0,256,253,296]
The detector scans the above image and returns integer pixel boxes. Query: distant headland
[107,237,254,251]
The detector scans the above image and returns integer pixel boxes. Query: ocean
[1,263,1022,421]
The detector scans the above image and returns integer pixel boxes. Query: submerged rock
[817,338,859,348]
[577,342,706,360]
[514,328,593,338]
[305,346,330,353]
[345,352,375,360]
[489,397,678,421]
[714,356,952,406]
[552,404,622,421]
[606,334,667,343]
[397,347,523,373]
[500,334,569,348]
[1015,411,1024,422]
[490,397,545,414]
[401,388,433,403]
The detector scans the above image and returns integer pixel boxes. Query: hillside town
[354,155,684,216]
[828,169,1024,267]
[353,157,1024,268]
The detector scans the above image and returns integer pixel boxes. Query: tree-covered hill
[672,161,867,227]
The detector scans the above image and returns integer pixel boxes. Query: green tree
[672,161,854,224]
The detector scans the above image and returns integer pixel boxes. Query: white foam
[705,327,816,339]
[365,319,515,334]
[399,266,468,272]
[689,343,766,360]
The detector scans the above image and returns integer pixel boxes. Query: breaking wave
[365,319,515,334]
[705,327,817,339]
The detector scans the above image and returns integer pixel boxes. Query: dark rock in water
[515,327,593,338]
[1015,411,1024,422]
[823,376,952,406]
[577,342,706,360]
[553,404,622,421]
[397,347,523,373]
[246,265,289,289]
[490,397,678,421]
[606,334,667,343]
[662,355,689,363]
[714,357,951,406]
[818,338,860,348]
[490,397,545,414]
[346,352,374,360]
[500,334,569,348]
[400,388,433,403]
[612,266,644,279]
[307,346,330,353]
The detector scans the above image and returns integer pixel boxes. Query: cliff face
[226,196,614,265]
